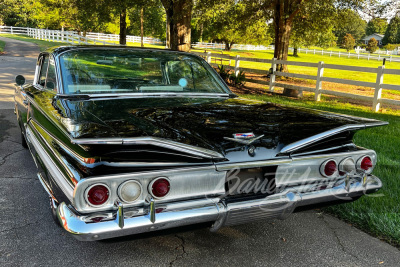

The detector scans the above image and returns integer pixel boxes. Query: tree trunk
[140,7,144,47]
[225,42,233,51]
[161,0,193,52]
[273,0,302,97]
[199,23,203,42]
[293,47,298,57]
[166,12,170,48]
[119,8,127,45]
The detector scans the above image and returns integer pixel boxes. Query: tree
[366,17,388,35]
[334,9,367,45]
[342,33,355,51]
[161,0,193,51]
[382,15,400,45]
[127,1,165,43]
[193,1,271,50]
[290,0,337,56]
[367,37,378,52]
[0,0,38,27]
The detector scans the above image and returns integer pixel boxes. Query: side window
[39,55,49,87]
[45,57,57,92]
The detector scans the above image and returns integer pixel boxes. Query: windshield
[59,49,230,95]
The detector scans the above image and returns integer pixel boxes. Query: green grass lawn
[206,49,400,86]
[0,34,70,51]
[0,39,5,53]
[242,93,400,246]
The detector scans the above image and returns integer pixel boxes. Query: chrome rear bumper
[57,175,382,241]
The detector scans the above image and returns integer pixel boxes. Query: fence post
[234,55,240,76]
[348,52,350,58]
[315,61,324,101]
[339,51,341,58]
[269,58,277,92]
[368,53,370,60]
[372,66,385,112]
[10,26,13,34]
[206,52,211,64]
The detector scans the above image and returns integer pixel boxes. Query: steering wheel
[68,68,92,82]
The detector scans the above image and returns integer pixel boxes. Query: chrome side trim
[280,122,388,154]
[71,136,225,159]
[26,127,74,201]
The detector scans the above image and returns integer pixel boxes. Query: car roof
[46,45,195,58]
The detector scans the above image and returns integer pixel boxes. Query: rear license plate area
[225,166,277,197]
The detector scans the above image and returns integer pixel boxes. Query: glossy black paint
[49,95,373,164]
[16,46,386,184]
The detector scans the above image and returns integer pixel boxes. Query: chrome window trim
[280,122,388,154]
[53,46,233,95]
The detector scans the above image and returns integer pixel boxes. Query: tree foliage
[290,0,337,52]
[0,0,38,27]
[382,15,400,45]
[334,9,366,44]
[366,18,388,35]
[193,0,271,50]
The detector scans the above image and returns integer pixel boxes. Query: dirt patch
[230,74,400,111]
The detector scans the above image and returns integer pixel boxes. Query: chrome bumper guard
[57,175,382,241]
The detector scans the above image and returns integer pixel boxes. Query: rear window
[59,49,230,95]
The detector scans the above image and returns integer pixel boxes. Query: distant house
[362,33,384,45]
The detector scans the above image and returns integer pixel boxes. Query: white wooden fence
[0,26,162,45]
[193,42,273,51]
[193,51,400,112]
[193,41,400,63]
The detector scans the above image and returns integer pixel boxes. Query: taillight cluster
[86,184,110,206]
[149,178,171,199]
[320,155,374,178]
[84,177,171,207]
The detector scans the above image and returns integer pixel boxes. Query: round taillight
[360,156,373,171]
[150,178,170,198]
[86,184,109,206]
[320,160,337,177]
[118,180,142,203]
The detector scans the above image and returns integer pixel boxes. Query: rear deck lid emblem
[224,133,264,145]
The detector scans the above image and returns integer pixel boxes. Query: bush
[342,33,355,52]
[216,65,246,88]
[367,38,378,53]
[384,43,400,51]
[217,65,231,82]
[229,71,246,88]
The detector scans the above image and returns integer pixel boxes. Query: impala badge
[224,133,264,145]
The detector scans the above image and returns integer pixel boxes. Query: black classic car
[14,46,386,241]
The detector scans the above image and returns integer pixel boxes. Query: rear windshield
[59,49,230,95]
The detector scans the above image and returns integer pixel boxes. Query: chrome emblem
[224,133,264,145]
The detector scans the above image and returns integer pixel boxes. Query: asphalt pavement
[0,36,399,267]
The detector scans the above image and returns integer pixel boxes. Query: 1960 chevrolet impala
[14,46,386,241]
